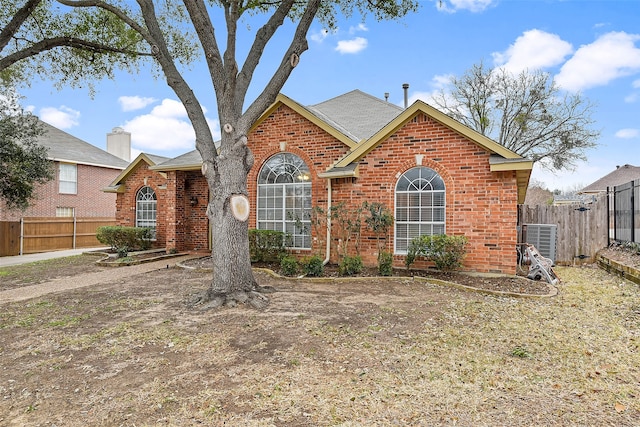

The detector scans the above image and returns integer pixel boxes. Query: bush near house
[96,226,152,256]
[248,229,287,262]
[405,234,468,271]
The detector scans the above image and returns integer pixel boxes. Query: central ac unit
[523,224,557,264]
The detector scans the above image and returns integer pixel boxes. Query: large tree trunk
[197,129,272,309]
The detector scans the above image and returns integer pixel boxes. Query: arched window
[395,167,445,253]
[136,186,157,239]
[257,153,311,249]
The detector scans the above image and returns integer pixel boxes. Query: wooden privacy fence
[518,194,608,265]
[0,217,116,256]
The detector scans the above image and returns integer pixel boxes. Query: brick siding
[0,161,120,221]
[114,106,520,274]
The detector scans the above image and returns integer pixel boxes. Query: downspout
[323,178,332,265]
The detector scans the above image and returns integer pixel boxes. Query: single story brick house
[105,90,532,274]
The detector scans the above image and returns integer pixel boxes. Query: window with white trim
[395,166,446,254]
[59,163,77,194]
[257,153,311,249]
[136,186,157,239]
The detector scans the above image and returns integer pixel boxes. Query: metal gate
[610,179,640,243]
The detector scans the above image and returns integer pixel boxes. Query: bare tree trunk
[198,128,271,309]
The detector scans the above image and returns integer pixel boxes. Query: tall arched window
[395,167,445,253]
[257,153,311,249]
[136,186,157,239]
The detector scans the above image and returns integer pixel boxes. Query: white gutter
[323,178,332,265]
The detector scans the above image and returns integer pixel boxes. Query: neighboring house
[552,193,595,206]
[580,164,640,196]
[0,121,130,221]
[105,90,533,274]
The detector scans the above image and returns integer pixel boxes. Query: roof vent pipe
[402,83,409,108]
[384,92,389,102]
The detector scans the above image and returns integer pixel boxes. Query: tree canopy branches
[0,88,52,210]
[432,62,600,171]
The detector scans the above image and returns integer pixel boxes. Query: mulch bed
[181,256,553,296]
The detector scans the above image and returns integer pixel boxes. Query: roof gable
[37,121,129,169]
[327,99,532,204]
[334,100,527,168]
[103,153,169,193]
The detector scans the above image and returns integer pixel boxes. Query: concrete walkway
[0,254,195,304]
[0,247,109,268]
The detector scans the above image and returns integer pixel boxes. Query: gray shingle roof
[306,90,403,142]
[580,164,640,193]
[152,150,202,170]
[37,120,129,169]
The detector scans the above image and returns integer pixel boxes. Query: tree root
[186,286,274,310]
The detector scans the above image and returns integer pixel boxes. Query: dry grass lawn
[0,258,638,426]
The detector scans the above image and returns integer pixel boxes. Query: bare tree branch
[0,36,151,72]
[136,0,217,162]
[239,0,320,131]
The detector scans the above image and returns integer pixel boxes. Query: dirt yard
[0,255,639,426]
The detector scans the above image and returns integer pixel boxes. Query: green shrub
[405,234,468,271]
[96,226,152,255]
[249,229,286,262]
[301,255,324,277]
[280,255,299,276]
[117,246,130,258]
[378,251,394,276]
[339,255,363,276]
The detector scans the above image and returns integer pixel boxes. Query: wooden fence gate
[0,217,116,256]
[0,221,20,256]
[518,194,608,265]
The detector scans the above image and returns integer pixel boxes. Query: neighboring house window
[257,153,312,249]
[59,163,77,194]
[395,166,446,254]
[136,186,157,239]
[56,207,75,217]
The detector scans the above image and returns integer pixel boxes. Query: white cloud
[633,79,640,89]
[615,128,639,139]
[437,0,496,13]
[310,28,329,43]
[122,98,219,153]
[118,95,157,112]
[349,23,368,34]
[492,29,573,73]
[555,31,640,92]
[39,106,80,129]
[335,37,368,54]
[407,91,437,106]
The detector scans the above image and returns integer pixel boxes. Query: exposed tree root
[186,285,276,310]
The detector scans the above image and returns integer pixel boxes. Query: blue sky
[19,0,640,192]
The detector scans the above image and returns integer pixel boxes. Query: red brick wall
[344,113,519,274]
[115,162,168,249]
[0,161,120,221]
[165,170,209,252]
[247,104,350,257]
[114,106,520,274]
[247,108,519,274]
